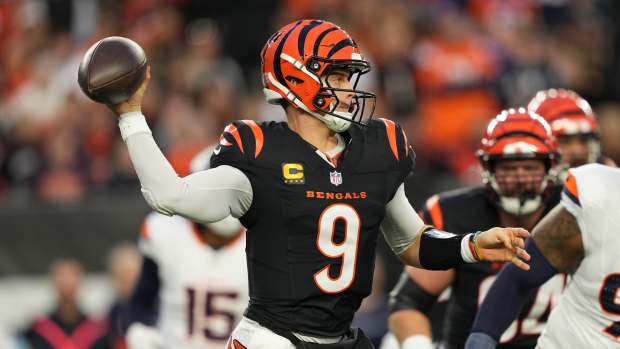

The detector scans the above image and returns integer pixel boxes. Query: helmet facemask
[481,156,553,216]
[311,57,376,132]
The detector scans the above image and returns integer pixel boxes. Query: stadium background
[1,0,620,346]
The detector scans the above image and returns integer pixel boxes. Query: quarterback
[106,20,530,348]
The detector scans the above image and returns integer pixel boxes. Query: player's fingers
[516,247,530,261]
[509,227,530,239]
[513,235,525,249]
[511,255,530,271]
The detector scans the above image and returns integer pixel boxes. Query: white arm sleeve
[120,113,253,222]
[381,183,426,256]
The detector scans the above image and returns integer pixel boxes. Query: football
[78,36,147,105]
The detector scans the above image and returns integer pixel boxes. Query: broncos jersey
[139,212,249,349]
[210,118,414,337]
[416,186,564,349]
[537,164,620,349]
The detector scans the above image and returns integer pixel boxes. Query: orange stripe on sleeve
[425,195,444,230]
[564,172,580,200]
[224,124,244,154]
[241,120,264,158]
[139,222,150,240]
[380,118,399,160]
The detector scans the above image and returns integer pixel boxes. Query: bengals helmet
[527,88,600,166]
[261,19,376,132]
[478,108,559,215]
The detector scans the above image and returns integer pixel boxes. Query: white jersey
[538,164,620,349]
[140,212,249,349]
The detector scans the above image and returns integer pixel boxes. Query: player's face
[557,135,591,167]
[323,69,354,113]
[494,159,546,198]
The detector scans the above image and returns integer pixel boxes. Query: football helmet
[260,19,376,132]
[527,88,600,165]
[478,108,559,215]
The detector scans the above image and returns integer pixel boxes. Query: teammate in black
[103,20,531,348]
[387,109,565,349]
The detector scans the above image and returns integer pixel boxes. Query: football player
[384,109,566,349]
[107,19,530,348]
[527,88,615,179]
[466,163,620,349]
[125,148,247,349]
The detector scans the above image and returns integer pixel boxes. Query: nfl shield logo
[330,171,343,186]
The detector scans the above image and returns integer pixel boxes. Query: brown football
[78,36,147,105]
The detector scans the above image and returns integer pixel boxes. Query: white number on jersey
[314,203,361,294]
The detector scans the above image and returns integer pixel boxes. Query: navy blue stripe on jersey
[562,187,581,207]
[127,256,160,327]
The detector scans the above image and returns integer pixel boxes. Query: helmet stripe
[273,20,303,86]
[327,38,354,58]
[313,27,338,56]
[298,20,322,57]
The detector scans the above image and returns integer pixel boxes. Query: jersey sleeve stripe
[140,222,150,240]
[379,118,399,160]
[240,120,264,158]
[425,195,444,230]
[224,124,244,154]
[563,172,581,207]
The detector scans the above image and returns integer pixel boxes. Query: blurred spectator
[596,103,620,165]
[21,258,109,349]
[410,2,503,177]
[105,243,141,349]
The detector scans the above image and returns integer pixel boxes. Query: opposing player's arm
[382,184,530,270]
[465,204,584,349]
[388,267,454,348]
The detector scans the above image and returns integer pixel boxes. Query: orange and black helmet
[260,19,376,132]
[527,88,598,137]
[478,108,558,166]
[478,108,559,215]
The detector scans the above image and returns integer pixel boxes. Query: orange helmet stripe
[380,118,399,161]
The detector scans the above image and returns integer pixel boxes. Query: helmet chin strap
[318,110,353,133]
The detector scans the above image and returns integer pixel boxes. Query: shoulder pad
[211,120,265,168]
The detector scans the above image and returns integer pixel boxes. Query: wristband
[402,335,433,349]
[460,232,483,263]
[119,111,151,141]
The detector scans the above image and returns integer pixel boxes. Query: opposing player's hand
[109,65,151,116]
[475,227,531,270]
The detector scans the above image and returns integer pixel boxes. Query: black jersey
[210,118,414,337]
[414,186,564,349]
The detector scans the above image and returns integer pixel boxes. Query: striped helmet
[527,88,600,165]
[260,19,376,132]
[478,108,559,215]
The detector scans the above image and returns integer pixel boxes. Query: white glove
[126,323,164,349]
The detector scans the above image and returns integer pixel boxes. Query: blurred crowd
[1,0,620,203]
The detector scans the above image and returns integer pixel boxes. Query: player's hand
[126,323,163,349]
[109,65,151,116]
[474,227,531,270]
